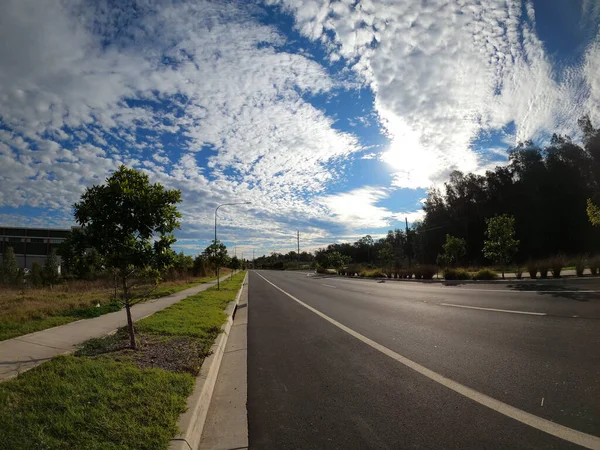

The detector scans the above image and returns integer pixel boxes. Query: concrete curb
[169,271,248,450]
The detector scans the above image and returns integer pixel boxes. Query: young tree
[442,234,466,267]
[58,229,104,280]
[193,253,210,277]
[43,249,60,286]
[483,215,520,279]
[377,244,394,276]
[30,261,43,287]
[229,255,241,271]
[171,251,193,279]
[1,247,19,286]
[205,240,229,290]
[323,251,351,274]
[74,165,182,349]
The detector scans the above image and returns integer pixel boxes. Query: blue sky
[1,0,599,257]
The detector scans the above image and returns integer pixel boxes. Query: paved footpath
[0,275,232,381]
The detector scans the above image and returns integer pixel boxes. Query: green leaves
[483,214,519,266]
[586,198,600,227]
[0,247,19,286]
[73,165,182,274]
[205,240,230,269]
[322,251,351,271]
[442,234,466,266]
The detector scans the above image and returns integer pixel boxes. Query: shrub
[346,264,363,277]
[472,269,497,280]
[548,255,566,278]
[538,260,549,279]
[526,261,537,279]
[413,267,422,280]
[398,268,411,279]
[574,256,586,277]
[443,268,470,280]
[515,267,523,279]
[419,265,437,280]
[316,267,328,274]
[367,270,385,278]
[589,256,600,276]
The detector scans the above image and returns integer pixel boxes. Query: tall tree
[483,215,520,279]
[74,165,181,349]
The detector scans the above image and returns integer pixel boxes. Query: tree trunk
[502,269,505,280]
[125,298,136,350]
[122,274,137,350]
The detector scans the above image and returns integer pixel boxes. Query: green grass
[0,355,194,450]
[0,273,225,342]
[137,272,246,342]
[0,271,247,449]
[0,316,76,341]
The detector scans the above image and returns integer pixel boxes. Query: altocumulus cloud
[0,0,599,255]
[269,0,600,188]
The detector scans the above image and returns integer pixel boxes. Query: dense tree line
[253,251,315,270]
[415,116,600,265]
[307,116,600,270]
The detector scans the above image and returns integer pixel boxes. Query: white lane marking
[322,284,337,288]
[255,272,600,449]
[445,288,600,294]
[541,398,545,407]
[440,303,547,316]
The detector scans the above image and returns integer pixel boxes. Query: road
[247,271,600,449]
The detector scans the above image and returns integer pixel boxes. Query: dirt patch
[77,330,211,376]
[132,335,211,375]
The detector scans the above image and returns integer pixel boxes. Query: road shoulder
[199,277,249,450]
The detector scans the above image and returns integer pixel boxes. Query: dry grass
[0,269,230,341]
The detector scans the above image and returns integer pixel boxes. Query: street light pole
[214,201,251,289]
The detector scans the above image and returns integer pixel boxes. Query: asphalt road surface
[247,271,600,449]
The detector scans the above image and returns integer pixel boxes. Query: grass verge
[0,271,246,449]
[0,355,193,450]
[0,272,227,341]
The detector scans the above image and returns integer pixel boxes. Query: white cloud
[268,0,600,188]
[0,0,365,248]
[320,186,398,229]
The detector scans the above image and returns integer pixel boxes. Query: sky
[1,0,599,258]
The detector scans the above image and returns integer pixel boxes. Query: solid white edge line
[440,303,547,316]
[254,271,600,450]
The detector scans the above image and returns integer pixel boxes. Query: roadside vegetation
[253,117,600,281]
[0,271,246,449]
[0,270,229,341]
[0,166,245,342]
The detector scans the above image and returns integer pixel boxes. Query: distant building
[0,226,76,270]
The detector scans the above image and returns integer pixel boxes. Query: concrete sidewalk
[0,274,232,381]
[199,278,249,450]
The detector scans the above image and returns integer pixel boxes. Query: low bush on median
[0,271,247,449]
[548,255,567,278]
[413,265,437,280]
[443,268,471,280]
[472,269,497,280]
